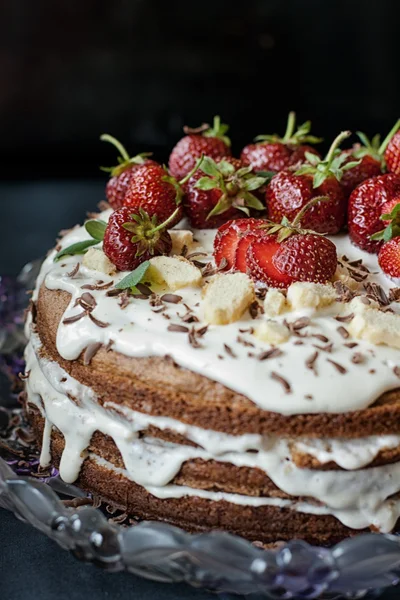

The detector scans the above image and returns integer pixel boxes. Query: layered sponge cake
[24,206,400,546]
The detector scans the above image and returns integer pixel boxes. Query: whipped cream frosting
[25,336,400,532]
[30,209,400,416]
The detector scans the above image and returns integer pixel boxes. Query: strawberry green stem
[378,118,400,154]
[150,207,181,234]
[291,196,330,227]
[178,154,205,185]
[324,131,351,163]
[100,134,130,162]
[282,112,296,143]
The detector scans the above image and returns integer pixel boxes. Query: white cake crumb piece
[348,308,400,349]
[254,320,291,345]
[263,289,287,317]
[203,273,255,325]
[287,282,337,310]
[168,229,194,255]
[82,248,116,276]
[148,256,202,291]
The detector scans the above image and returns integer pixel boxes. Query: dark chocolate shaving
[62,311,87,325]
[81,280,114,291]
[167,324,189,333]
[306,351,319,374]
[389,288,400,303]
[258,348,283,361]
[83,342,102,366]
[363,282,389,306]
[88,313,110,328]
[337,326,349,339]
[270,371,291,394]
[136,282,152,296]
[106,288,124,297]
[394,366,400,379]
[351,352,365,364]
[335,313,354,323]
[224,344,237,358]
[249,301,260,319]
[66,263,80,278]
[312,334,329,343]
[161,293,182,304]
[344,342,358,348]
[312,342,333,353]
[327,359,347,374]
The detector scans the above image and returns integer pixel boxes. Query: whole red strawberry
[183,156,267,229]
[241,112,321,173]
[384,119,400,175]
[340,123,400,199]
[378,237,400,281]
[168,116,231,180]
[103,206,177,271]
[266,131,355,234]
[247,218,337,289]
[213,218,266,270]
[123,163,183,228]
[348,173,400,253]
[100,134,158,209]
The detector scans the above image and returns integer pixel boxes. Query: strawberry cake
[23,115,400,545]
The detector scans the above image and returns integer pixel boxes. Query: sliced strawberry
[247,236,294,288]
[378,237,400,281]
[213,218,266,269]
[235,230,265,273]
[273,234,337,283]
[381,196,400,226]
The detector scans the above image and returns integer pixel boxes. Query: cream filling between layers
[25,337,400,532]
[30,209,400,416]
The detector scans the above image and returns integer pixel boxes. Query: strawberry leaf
[85,219,107,241]
[194,177,220,190]
[239,192,265,210]
[242,176,267,192]
[200,156,220,177]
[54,239,100,261]
[115,260,151,290]
[217,160,235,176]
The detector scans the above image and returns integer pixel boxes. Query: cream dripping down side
[25,337,400,533]
[30,209,400,416]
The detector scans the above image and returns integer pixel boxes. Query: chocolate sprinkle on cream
[161,293,182,304]
[337,326,350,339]
[136,282,152,296]
[118,290,131,310]
[88,313,110,328]
[18,371,31,380]
[393,366,400,378]
[106,288,124,297]
[83,342,102,366]
[167,324,189,333]
[312,334,329,343]
[389,288,400,303]
[258,348,283,361]
[291,317,311,331]
[224,344,237,358]
[63,311,87,325]
[327,359,347,374]
[313,343,333,353]
[249,301,260,319]
[306,351,319,374]
[270,371,291,394]
[82,280,114,291]
[66,263,80,278]
[351,352,365,364]
[344,342,358,348]
[335,313,354,323]
[364,282,389,306]
[79,292,97,310]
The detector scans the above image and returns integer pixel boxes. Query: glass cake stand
[1,262,400,600]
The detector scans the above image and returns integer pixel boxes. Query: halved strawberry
[378,237,400,281]
[213,218,266,269]
[247,236,294,288]
[273,234,337,283]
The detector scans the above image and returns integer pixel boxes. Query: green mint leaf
[85,219,107,241]
[200,156,220,177]
[194,177,220,190]
[54,239,100,261]
[115,260,150,290]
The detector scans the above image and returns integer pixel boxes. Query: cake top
[29,114,400,417]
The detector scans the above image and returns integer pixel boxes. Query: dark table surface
[0,180,399,600]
